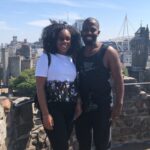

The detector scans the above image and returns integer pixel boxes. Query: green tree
[122,65,129,76]
[9,68,36,97]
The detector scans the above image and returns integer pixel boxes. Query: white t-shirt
[35,53,77,82]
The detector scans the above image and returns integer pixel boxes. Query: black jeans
[43,102,75,150]
[75,105,112,150]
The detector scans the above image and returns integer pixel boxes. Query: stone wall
[1,76,150,149]
[0,97,7,150]
[112,76,150,145]
[0,97,33,150]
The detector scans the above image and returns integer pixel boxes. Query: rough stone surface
[0,97,7,150]
[6,97,33,150]
[112,77,150,145]
[1,77,150,150]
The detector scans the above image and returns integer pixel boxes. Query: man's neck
[84,42,102,56]
[85,42,99,51]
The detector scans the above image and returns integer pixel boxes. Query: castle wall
[131,39,148,69]
[112,77,150,144]
[0,77,150,149]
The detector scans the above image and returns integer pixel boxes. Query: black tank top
[77,44,112,108]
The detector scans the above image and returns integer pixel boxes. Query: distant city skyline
[1,0,150,44]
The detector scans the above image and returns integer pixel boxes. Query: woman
[35,21,82,150]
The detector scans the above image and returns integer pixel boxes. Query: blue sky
[0,0,150,44]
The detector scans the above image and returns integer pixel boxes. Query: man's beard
[83,37,97,46]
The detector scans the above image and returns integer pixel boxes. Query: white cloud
[0,21,17,31]
[16,0,80,7]
[28,13,82,27]
[15,0,124,10]
[92,2,124,10]
[41,12,81,22]
[27,20,50,27]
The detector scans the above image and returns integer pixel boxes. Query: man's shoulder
[105,45,119,56]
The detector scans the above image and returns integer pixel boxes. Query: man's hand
[111,102,123,121]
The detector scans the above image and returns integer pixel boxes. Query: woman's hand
[74,101,82,120]
[42,114,54,130]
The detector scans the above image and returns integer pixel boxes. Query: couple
[35,17,124,150]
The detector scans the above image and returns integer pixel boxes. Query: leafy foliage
[122,65,129,76]
[9,68,36,97]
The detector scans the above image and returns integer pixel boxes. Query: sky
[0,0,150,44]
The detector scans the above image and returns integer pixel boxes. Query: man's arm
[105,46,124,120]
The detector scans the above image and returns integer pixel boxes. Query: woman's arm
[36,76,54,130]
[74,97,82,120]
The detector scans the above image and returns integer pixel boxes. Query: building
[129,25,149,81]
[0,37,36,85]
[73,19,84,32]
[131,25,149,70]
[1,48,9,85]
[16,39,31,59]
[8,56,22,78]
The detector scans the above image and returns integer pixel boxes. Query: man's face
[81,20,100,46]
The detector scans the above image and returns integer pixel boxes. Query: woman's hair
[42,20,81,56]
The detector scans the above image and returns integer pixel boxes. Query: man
[75,17,124,150]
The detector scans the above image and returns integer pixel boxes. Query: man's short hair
[83,17,100,29]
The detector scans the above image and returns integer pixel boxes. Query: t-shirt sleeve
[35,53,48,77]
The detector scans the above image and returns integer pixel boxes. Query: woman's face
[57,29,71,54]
